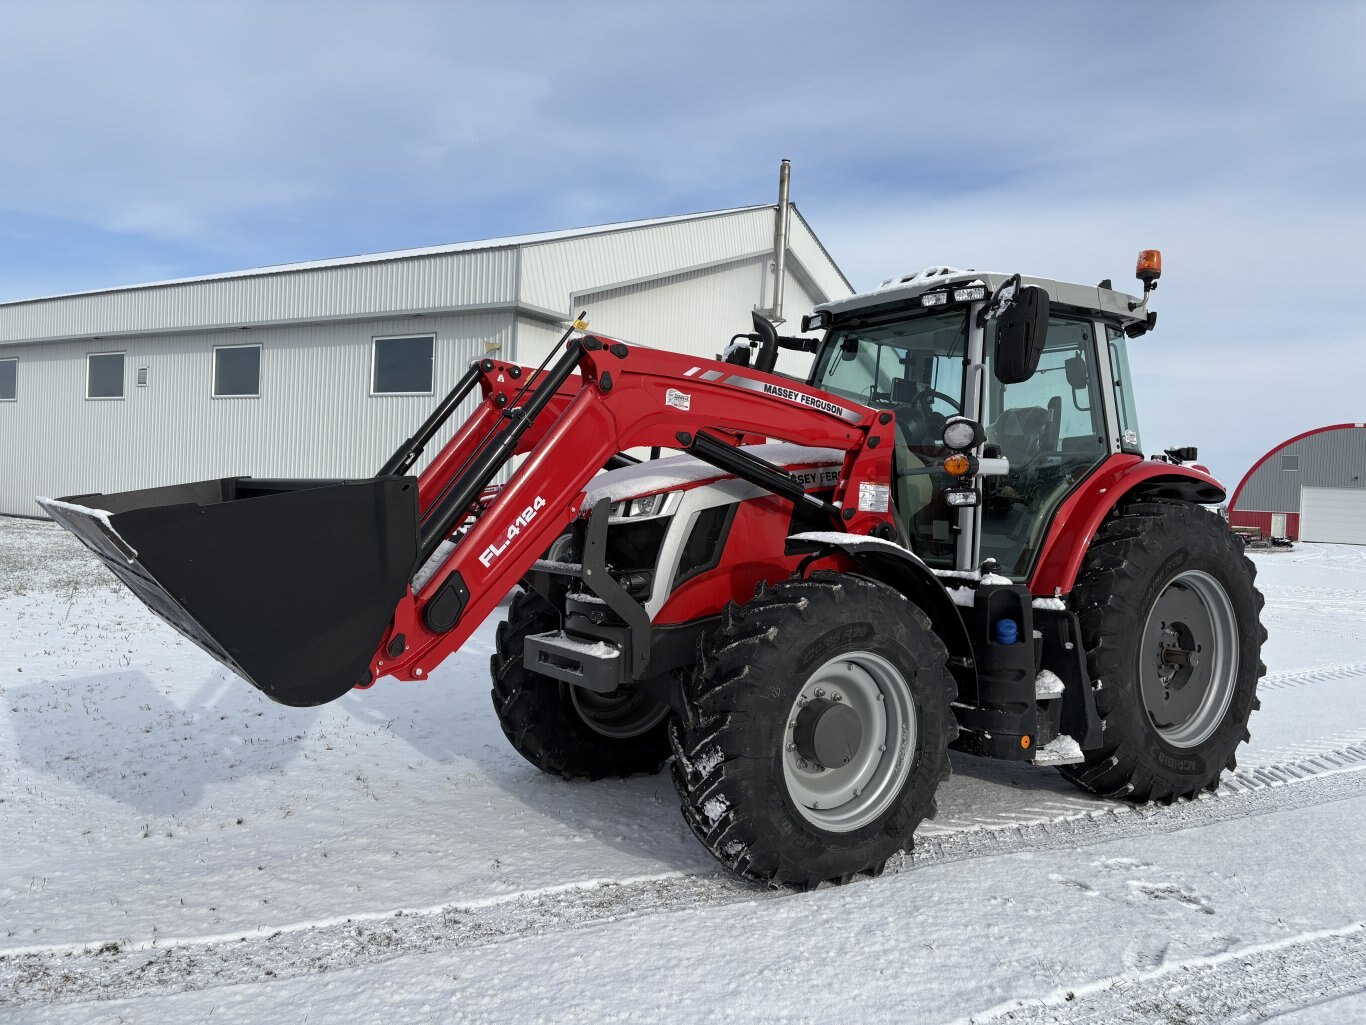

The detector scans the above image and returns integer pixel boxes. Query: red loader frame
[371,332,897,688]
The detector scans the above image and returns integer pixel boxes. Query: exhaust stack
[764,158,792,325]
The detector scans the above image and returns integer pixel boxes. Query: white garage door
[1300,486,1366,544]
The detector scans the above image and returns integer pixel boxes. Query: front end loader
[42,252,1266,889]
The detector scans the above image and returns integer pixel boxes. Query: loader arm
[375,334,897,689]
[40,332,897,707]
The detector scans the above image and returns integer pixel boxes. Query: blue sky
[2,0,1362,486]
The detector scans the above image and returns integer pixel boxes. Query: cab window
[980,314,1108,578]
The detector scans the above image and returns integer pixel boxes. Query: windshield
[812,308,967,419]
[811,308,968,566]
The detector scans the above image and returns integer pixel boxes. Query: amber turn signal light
[943,453,972,477]
[1136,250,1162,283]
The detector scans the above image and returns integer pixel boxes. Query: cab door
[979,313,1110,578]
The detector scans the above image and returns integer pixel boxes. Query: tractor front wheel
[490,590,672,779]
[1061,499,1266,802]
[671,572,955,889]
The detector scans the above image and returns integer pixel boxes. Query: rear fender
[1029,454,1226,597]
[785,533,977,696]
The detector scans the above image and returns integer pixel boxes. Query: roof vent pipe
[767,158,792,325]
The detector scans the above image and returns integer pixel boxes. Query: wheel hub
[780,652,917,833]
[792,698,864,768]
[570,686,670,740]
[1138,570,1239,748]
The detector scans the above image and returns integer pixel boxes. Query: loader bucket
[38,476,419,707]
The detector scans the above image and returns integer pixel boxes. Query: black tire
[670,572,955,890]
[489,590,672,780]
[1060,499,1266,802]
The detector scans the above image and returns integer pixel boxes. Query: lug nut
[832,692,843,703]
[815,688,826,698]
[787,743,796,752]
[879,744,886,752]
[853,788,862,797]
[798,759,808,770]
[876,693,884,702]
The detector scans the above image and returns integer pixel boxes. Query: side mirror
[1064,355,1088,390]
[993,284,1049,384]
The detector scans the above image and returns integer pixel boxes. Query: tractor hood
[581,443,846,513]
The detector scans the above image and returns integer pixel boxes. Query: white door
[1300,487,1366,544]
[1271,513,1287,537]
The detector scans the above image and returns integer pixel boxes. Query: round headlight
[942,417,984,451]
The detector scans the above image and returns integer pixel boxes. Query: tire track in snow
[4,752,1365,1009]
[959,922,1366,1025]
[1258,661,1366,692]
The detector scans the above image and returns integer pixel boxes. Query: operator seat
[987,405,1054,467]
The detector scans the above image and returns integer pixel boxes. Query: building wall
[1227,510,1301,540]
[0,311,512,516]
[518,206,846,318]
[1228,424,1366,538]
[568,255,824,378]
[1231,425,1366,510]
[0,207,854,518]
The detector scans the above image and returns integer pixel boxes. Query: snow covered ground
[2,518,1364,1023]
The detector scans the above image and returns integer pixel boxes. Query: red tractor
[43,252,1265,889]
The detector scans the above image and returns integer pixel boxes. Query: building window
[87,352,125,399]
[213,344,262,397]
[0,358,15,401]
[372,335,434,394]
[1281,454,1300,471]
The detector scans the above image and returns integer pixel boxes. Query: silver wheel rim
[781,651,917,833]
[570,687,670,740]
[1138,569,1239,749]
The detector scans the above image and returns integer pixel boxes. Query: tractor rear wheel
[1060,499,1265,802]
[490,590,672,779]
[670,572,955,889]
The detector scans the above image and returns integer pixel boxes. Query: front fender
[1029,454,1226,597]
[786,532,976,695]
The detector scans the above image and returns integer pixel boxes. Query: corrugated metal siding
[557,256,823,378]
[0,312,511,516]
[520,208,777,313]
[786,211,853,303]
[0,249,519,344]
[1233,426,1366,513]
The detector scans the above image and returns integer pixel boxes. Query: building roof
[1229,423,1366,510]
[0,204,853,346]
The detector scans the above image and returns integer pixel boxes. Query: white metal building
[0,205,851,517]
[1228,423,1366,543]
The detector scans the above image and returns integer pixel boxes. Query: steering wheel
[909,390,962,417]
[902,389,962,446]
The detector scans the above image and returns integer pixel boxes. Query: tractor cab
[802,259,1157,581]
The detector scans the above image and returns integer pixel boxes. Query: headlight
[631,493,665,517]
[952,285,987,302]
[941,416,985,451]
[609,491,679,519]
[920,291,949,307]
